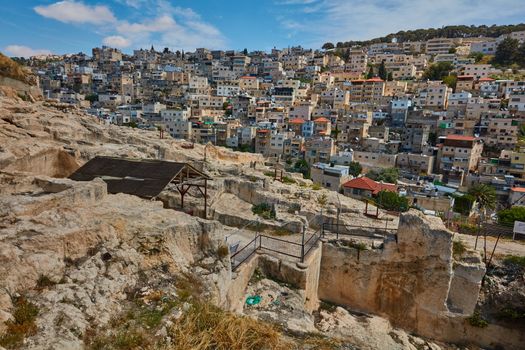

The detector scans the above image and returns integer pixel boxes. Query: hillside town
[2,3,525,346]
[16,29,525,218]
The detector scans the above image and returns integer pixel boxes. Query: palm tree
[468,184,497,262]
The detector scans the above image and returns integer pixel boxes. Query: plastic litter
[246,295,262,306]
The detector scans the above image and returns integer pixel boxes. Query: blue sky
[1,0,525,57]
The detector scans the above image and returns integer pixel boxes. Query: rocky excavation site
[0,84,524,350]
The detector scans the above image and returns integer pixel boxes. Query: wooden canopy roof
[69,156,210,199]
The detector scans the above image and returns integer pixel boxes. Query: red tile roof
[511,187,525,193]
[314,117,330,123]
[289,118,305,124]
[343,176,397,195]
[446,135,477,141]
[365,77,384,82]
[478,77,495,82]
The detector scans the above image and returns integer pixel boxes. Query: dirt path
[454,232,525,258]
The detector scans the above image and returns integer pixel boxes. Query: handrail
[230,234,259,261]
[259,234,303,246]
[323,222,398,231]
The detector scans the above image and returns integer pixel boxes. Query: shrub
[375,190,408,212]
[36,274,55,290]
[503,255,525,268]
[252,203,276,220]
[497,306,525,320]
[453,194,475,216]
[311,183,321,190]
[367,168,399,184]
[458,222,477,234]
[467,311,489,328]
[0,296,39,349]
[453,240,466,258]
[217,245,229,259]
[497,206,525,227]
[282,176,296,184]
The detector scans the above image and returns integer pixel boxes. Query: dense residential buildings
[24,29,525,206]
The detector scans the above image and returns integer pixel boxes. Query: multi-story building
[304,137,336,165]
[425,38,455,55]
[310,163,352,191]
[439,135,483,173]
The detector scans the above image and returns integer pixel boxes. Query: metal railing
[230,228,323,271]
[230,235,260,271]
[322,222,398,241]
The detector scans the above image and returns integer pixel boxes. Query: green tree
[497,206,525,226]
[423,62,454,80]
[378,60,387,80]
[367,168,399,184]
[348,161,362,177]
[366,66,374,79]
[442,74,457,90]
[518,42,525,67]
[242,48,248,55]
[375,190,409,212]
[453,194,475,216]
[387,72,393,81]
[468,52,484,63]
[468,184,497,212]
[322,42,335,50]
[85,93,98,103]
[468,183,497,258]
[494,37,520,66]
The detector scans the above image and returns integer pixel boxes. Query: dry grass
[165,301,291,350]
[0,53,32,84]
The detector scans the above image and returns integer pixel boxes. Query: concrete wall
[225,254,260,313]
[226,242,323,314]
[318,212,457,334]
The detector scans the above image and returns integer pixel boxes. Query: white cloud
[278,0,525,48]
[102,35,131,48]
[4,45,53,58]
[33,0,227,51]
[34,1,116,25]
[117,15,177,34]
[115,10,226,50]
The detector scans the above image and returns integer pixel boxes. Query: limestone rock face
[0,95,263,178]
[0,175,228,349]
[318,211,487,343]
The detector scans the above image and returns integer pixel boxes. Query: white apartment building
[462,64,494,79]
[217,81,241,97]
[425,38,455,55]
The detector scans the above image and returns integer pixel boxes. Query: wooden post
[204,179,208,219]
[301,226,306,263]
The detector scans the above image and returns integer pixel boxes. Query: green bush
[453,194,475,216]
[252,203,276,220]
[467,311,488,328]
[497,206,525,227]
[367,168,399,184]
[503,255,525,268]
[458,222,477,234]
[375,190,408,212]
[282,176,296,184]
[0,296,39,349]
[453,240,466,258]
[311,183,321,190]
